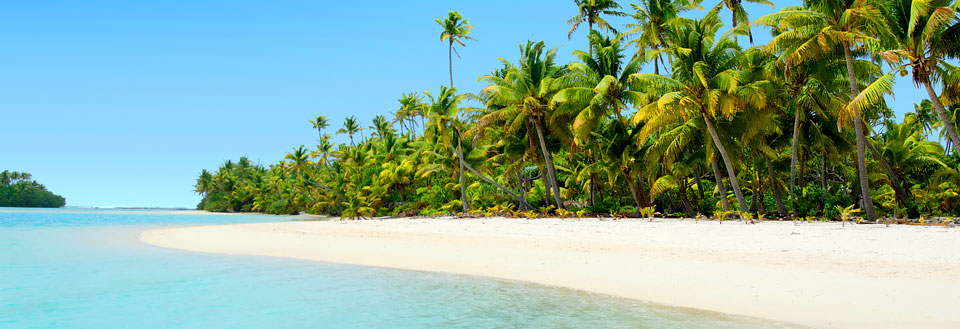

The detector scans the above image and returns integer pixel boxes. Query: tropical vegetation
[0,170,66,208]
[196,0,960,222]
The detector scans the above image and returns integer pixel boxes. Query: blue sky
[0,1,931,207]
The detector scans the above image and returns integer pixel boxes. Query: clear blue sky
[0,1,929,208]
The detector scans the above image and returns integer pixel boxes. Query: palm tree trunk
[636,171,650,207]
[712,157,731,213]
[449,40,454,88]
[678,177,694,216]
[532,117,563,208]
[458,136,469,213]
[702,112,748,214]
[790,102,801,192]
[843,47,878,221]
[623,168,642,216]
[865,136,916,216]
[695,164,705,200]
[589,151,597,207]
[924,81,960,156]
[821,153,828,193]
[766,157,786,217]
[303,179,347,203]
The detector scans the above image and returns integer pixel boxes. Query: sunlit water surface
[1,208,796,328]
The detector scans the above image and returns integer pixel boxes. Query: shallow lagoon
[0,208,794,328]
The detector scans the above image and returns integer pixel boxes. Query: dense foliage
[197,0,960,221]
[0,171,66,208]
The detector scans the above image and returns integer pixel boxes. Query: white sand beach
[140,217,960,329]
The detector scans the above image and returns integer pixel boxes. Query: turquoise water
[1,208,793,328]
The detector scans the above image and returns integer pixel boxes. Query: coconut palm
[567,0,627,54]
[879,0,960,158]
[719,0,773,44]
[480,41,569,209]
[337,116,362,146]
[622,0,703,75]
[436,11,476,88]
[631,5,755,214]
[309,116,329,140]
[756,0,892,221]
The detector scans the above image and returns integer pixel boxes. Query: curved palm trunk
[532,117,564,209]
[766,157,786,217]
[924,81,960,157]
[449,40,454,88]
[843,47,878,221]
[790,102,801,192]
[703,112,748,214]
[712,157,731,213]
[303,179,347,203]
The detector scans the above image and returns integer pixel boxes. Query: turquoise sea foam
[1,208,796,328]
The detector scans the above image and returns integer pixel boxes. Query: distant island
[1,170,66,208]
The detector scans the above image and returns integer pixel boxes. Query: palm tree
[337,116,362,146]
[436,11,476,88]
[719,0,773,44]
[622,0,703,75]
[553,31,649,207]
[756,0,891,221]
[480,41,569,209]
[879,0,960,158]
[631,6,755,214]
[567,0,627,54]
[309,116,329,140]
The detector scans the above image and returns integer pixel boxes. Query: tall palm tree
[567,0,627,54]
[436,11,476,88]
[480,41,569,209]
[719,0,773,44]
[879,0,960,158]
[631,6,756,214]
[309,115,329,140]
[554,31,649,207]
[757,0,891,221]
[337,116,362,146]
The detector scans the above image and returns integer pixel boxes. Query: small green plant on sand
[539,205,555,215]
[557,208,571,218]
[575,209,587,220]
[838,205,862,227]
[639,206,656,219]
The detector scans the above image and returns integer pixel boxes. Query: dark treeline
[196,0,960,221]
[0,170,66,208]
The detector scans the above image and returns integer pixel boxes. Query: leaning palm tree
[631,6,754,214]
[567,0,627,54]
[336,116,362,146]
[879,0,960,158]
[425,86,529,211]
[756,0,891,221]
[436,11,476,88]
[719,0,773,44]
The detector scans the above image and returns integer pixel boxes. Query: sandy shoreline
[140,217,960,328]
